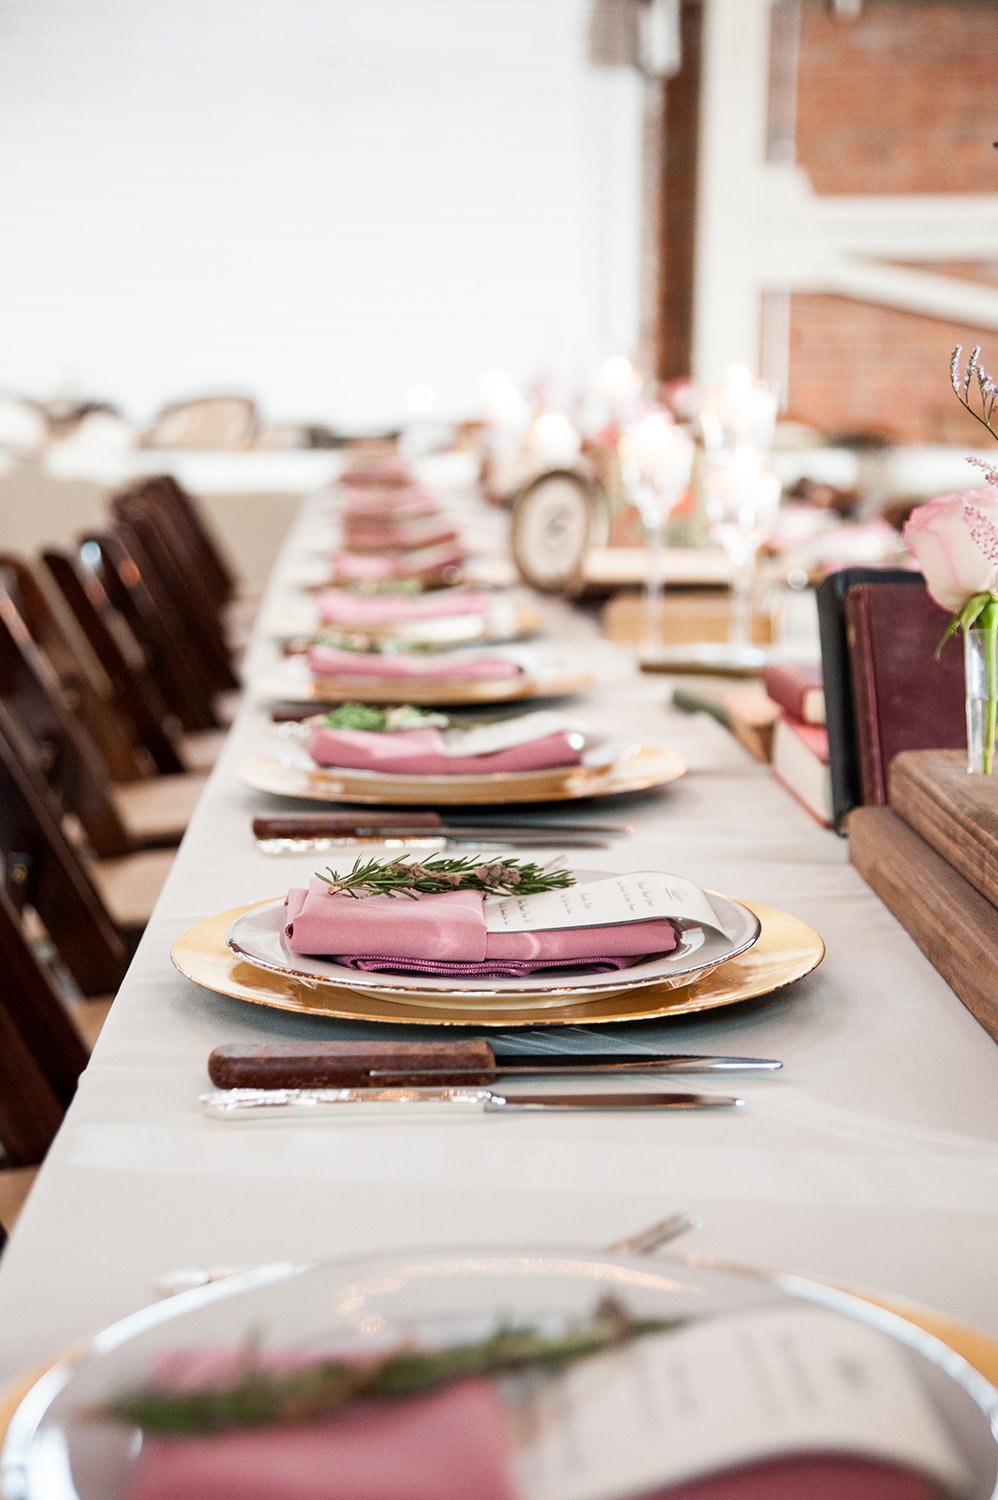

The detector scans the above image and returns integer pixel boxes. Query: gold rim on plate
[171,898,825,1026]
[252,668,593,707]
[238,743,687,806]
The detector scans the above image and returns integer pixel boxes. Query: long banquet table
[2,462,998,1390]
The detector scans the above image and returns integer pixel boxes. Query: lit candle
[619,412,694,491]
[597,355,642,408]
[699,366,778,453]
[529,411,582,466]
[480,369,530,428]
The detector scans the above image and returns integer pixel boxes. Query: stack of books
[763,663,833,828]
[848,751,998,1043]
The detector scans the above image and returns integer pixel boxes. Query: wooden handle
[208,1039,497,1088]
[252,812,443,838]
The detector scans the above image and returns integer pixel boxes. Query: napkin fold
[341,520,459,553]
[307,643,521,682]
[339,484,438,519]
[284,877,678,975]
[329,545,465,585]
[315,587,494,629]
[308,724,580,775]
[127,1378,515,1500]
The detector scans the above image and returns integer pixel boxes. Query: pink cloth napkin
[127,1378,516,1500]
[308,725,580,775]
[338,457,414,488]
[284,878,678,975]
[329,543,465,584]
[339,485,437,518]
[341,520,459,553]
[307,643,520,682]
[647,1455,941,1499]
[315,588,494,629]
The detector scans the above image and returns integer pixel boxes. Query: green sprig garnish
[320,703,449,732]
[104,1298,680,1436]
[318,853,575,900]
[316,633,439,656]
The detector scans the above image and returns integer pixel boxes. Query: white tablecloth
[2,477,997,1385]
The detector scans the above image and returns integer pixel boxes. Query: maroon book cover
[844,582,965,806]
[763,662,825,724]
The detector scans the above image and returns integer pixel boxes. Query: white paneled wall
[0,0,642,431]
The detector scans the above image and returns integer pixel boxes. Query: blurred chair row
[0,474,249,1241]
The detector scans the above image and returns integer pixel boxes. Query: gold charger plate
[171,898,824,1026]
[253,666,592,707]
[238,743,687,807]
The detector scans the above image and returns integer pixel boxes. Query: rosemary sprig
[316,633,439,656]
[320,703,450,732]
[318,853,575,899]
[105,1298,682,1436]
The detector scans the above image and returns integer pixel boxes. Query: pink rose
[902,487,998,612]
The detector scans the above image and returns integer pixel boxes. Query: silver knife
[257,830,614,851]
[201,1086,744,1117]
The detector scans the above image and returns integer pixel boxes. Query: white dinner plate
[223,873,761,1004]
[2,1247,996,1500]
[265,598,543,647]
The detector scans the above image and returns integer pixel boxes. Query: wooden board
[847,805,998,1044]
[890,750,998,910]
[602,590,774,647]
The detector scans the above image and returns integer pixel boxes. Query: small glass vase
[964,625,998,774]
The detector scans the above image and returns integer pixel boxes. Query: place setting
[238,703,688,807]
[171,850,825,1028]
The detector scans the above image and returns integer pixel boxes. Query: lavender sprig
[951,344,998,444]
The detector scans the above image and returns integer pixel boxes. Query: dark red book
[771,713,832,826]
[844,582,966,806]
[763,662,825,724]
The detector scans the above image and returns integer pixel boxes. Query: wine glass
[619,411,695,665]
[702,445,782,668]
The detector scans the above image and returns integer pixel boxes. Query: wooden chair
[110,494,239,694]
[115,474,237,611]
[0,699,131,995]
[78,531,226,735]
[0,583,207,855]
[41,546,225,775]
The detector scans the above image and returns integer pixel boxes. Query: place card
[485,872,734,938]
[507,1302,970,1500]
[441,710,587,758]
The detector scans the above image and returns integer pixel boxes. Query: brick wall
[786,0,998,442]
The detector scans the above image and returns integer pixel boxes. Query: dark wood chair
[78,531,225,735]
[0,699,131,995]
[0,554,142,784]
[111,493,239,694]
[41,546,225,775]
[40,547,190,776]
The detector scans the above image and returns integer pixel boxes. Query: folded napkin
[308,724,580,775]
[307,643,521,682]
[128,1377,515,1500]
[338,457,414,488]
[284,877,678,976]
[341,520,459,553]
[339,484,437,519]
[315,587,494,629]
[329,544,465,585]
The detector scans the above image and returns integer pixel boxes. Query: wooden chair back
[0,700,131,997]
[41,547,188,776]
[110,494,238,692]
[0,554,142,783]
[0,591,135,858]
[78,531,223,734]
[117,474,236,606]
[0,882,90,1168]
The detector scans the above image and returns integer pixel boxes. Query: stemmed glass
[702,445,782,669]
[619,412,695,665]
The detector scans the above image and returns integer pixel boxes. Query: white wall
[0,0,642,432]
